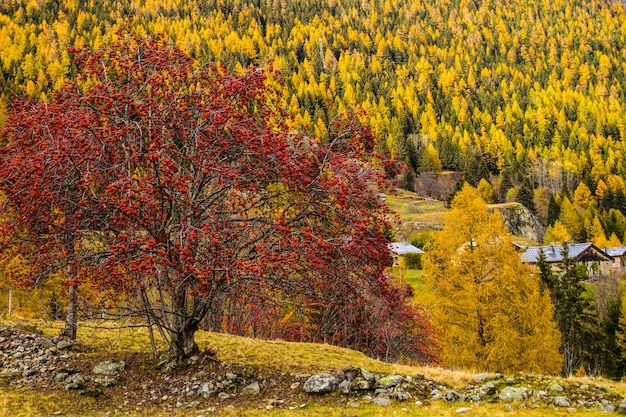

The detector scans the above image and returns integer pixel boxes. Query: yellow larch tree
[544,220,572,244]
[423,183,562,374]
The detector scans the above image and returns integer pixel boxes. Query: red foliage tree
[0,35,437,364]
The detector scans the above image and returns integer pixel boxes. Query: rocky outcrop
[0,324,81,389]
[489,202,545,242]
[297,370,625,412]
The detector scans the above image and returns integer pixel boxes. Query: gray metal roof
[388,241,425,255]
[520,242,612,263]
[604,246,626,257]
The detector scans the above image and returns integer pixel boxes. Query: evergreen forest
[3,0,626,242]
[5,0,626,379]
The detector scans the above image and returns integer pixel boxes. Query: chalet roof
[605,246,626,257]
[520,242,612,264]
[388,241,425,255]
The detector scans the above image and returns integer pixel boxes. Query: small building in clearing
[388,241,425,267]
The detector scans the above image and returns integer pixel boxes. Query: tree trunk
[167,290,211,365]
[64,278,78,340]
[169,320,200,363]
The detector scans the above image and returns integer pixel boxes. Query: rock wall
[489,203,545,243]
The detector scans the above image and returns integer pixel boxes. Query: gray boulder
[303,373,339,394]
[499,386,528,402]
[241,381,261,396]
[553,396,570,407]
[444,390,465,402]
[352,377,372,390]
[93,360,125,375]
[372,397,392,406]
[390,390,411,401]
[360,368,375,381]
[94,376,118,387]
[338,380,352,395]
[375,374,404,389]
[64,373,85,390]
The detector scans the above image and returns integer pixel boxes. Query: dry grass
[3,319,626,416]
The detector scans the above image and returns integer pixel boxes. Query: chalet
[520,242,613,277]
[388,241,425,266]
[605,246,626,272]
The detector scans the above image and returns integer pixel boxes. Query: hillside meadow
[2,320,626,417]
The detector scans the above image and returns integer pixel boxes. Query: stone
[217,392,230,400]
[481,381,497,396]
[549,383,564,392]
[360,368,375,382]
[303,373,339,394]
[390,390,411,401]
[375,374,404,389]
[57,340,73,350]
[224,372,240,384]
[241,381,260,396]
[55,372,69,383]
[431,388,442,401]
[445,390,464,402]
[618,399,626,414]
[64,373,85,390]
[455,407,471,414]
[338,380,352,395]
[352,378,372,390]
[198,382,213,398]
[499,386,528,402]
[553,396,571,407]
[93,360,125,375]
[593,401,615,412]
[372,397,392,407]
[94,376,118,387]
[414,372,425,380]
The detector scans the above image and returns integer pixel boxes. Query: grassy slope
[384,188,447,226]
[2,320,626,417]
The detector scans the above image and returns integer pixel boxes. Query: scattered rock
[549,383,564,392]
[499,386,527,402]
[241,381,261,395]
[390,390,411,401]
[303,373,339,394]
[338,380,352,395]
[553,396,571,407]
[352,378,372,390]
[56,340,73,350]
[375,374,404,389]
[360,369,375,382]
[64,373,85,390]
[372,397,391,406]
[444,390,464,402]
[431,388,443,401]
[93,360,125,375]
[455,407,471,413]
[94,376,118,387]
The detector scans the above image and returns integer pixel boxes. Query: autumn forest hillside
[5,0,626,384]
[2,0,626,244]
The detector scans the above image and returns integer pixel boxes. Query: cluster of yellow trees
[424,184,563,374]
[424,183,626,377]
